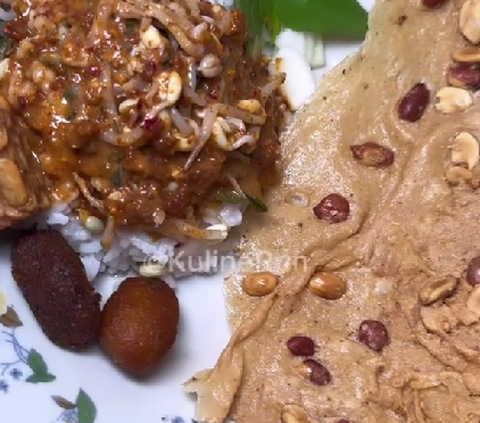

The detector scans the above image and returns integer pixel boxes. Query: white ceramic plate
[0,1,373,422]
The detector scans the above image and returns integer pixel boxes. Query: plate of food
[3,0,479,422]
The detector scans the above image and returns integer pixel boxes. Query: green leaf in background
[260,0,281,42]
[236,0,264,56]
[275,0,368,39]
[76,389,97,423]
[237,0,368,51]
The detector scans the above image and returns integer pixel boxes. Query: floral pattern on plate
[52,390,97,423]
[1,288,199,423]
[0,289,56,392]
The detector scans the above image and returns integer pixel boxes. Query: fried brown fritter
[100,277,180,376]
[11,229,101,350]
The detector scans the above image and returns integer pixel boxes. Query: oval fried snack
[100,277,180,377]
[11,230,101,350]
[185,1,480,422]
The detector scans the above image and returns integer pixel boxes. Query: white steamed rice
[31,201,245,283]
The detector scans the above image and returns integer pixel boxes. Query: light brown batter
[185,0,480,421]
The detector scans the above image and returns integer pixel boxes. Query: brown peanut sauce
[0,0,286,229]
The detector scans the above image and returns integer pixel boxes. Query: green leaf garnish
[109,150,125,187]
[111,167,125,187]
[214,190,244,204]
[246,194,268,213]
[237,0,368,54]
[214,190,267,212]
[63,87,77,121]
[76,389,97,423]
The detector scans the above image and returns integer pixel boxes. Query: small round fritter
[11,230,101,350]
[100,277,180,377]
